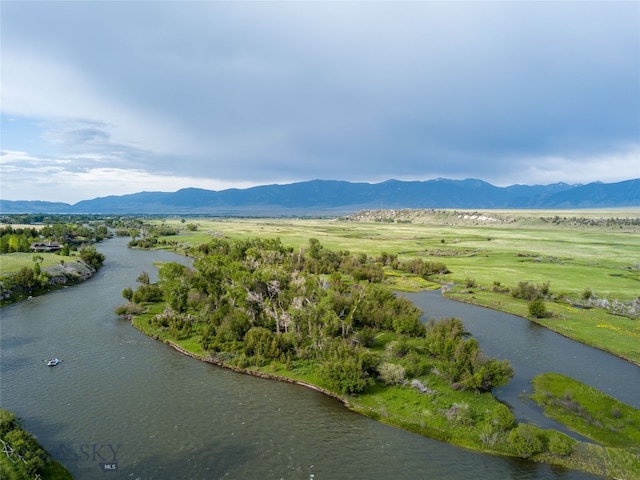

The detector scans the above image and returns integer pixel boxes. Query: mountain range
[2,178,638,215]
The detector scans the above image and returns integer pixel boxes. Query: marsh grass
[531,373,640,447]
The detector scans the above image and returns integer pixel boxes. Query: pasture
[159,211,639,301]
[0,252,73,274]
[154,210,640,364]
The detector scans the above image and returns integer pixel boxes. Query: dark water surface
[0,238,612,479]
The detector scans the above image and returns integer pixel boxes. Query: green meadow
[153,210,640,364]
[0,252,75,274]
[129,209,640,478]
[158,211,639,301]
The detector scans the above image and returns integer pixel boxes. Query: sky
[1,1,639,204]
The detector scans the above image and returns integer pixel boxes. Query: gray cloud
[1,1,638,201]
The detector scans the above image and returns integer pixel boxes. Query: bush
[353,327,376,347]
[401,351,432,377]
[528,298,548,318]
[512,281,545,301]
[377,362,406,386]
[320,356,374,394]
[79,246,105,269]
[392,313,426,336]
[491,403,516,431]
[114,302,144,316]
[547,431,575,457]
[508,424,544,458]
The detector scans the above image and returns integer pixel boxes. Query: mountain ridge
[1,178,638,214]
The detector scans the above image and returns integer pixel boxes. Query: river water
[1,237,628,479]
[401,291,640,430]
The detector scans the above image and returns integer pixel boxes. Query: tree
[137,271,150,286]
[158,263,191,313]
[80,246,105,269]
[122,287,134,301]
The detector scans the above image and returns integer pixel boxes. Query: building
[30,241,63,253]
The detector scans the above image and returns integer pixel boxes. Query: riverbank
[0,409,72,480]
[531,374,640,479]
[0,259,97,306]
[149,215,640,367]
[0,245,106,306]
[129,306,637,479]
[443,288,640,367]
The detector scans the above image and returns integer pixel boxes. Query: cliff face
[0,260,97,304]
[44,261,96,285]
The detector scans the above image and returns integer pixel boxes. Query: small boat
[47,358,59,366]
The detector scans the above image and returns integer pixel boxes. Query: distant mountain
[1,178,638,215]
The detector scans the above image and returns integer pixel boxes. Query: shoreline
[161,337,349,404]
[0,260,98,306]
[442,291,640,368]
[129,317,631,479]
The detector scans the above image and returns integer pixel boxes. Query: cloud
[1,1,638,202]
[0,150,257,204]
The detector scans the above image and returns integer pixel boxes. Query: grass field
[0,252,77,274]
[157,212,639,302]
[127,210,640,478]
[150,210,639,365]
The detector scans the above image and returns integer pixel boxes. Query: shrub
[528,298,547,318]
[392,313,426,336]
[122,286,133,301]
[511,281,544,301]
[320,356,373,394]
[491,403,516,431]
[377,362,406,386]
[508,424,544,458]
[114,302,144,316]
[402,351,432,377]
[547,431,575,457]
[353,327,376,347]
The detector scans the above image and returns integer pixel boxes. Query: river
[1,236,627,479]
[401,291,640,431]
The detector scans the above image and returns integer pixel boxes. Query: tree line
[0,222,109,254]
[119,237,512,395]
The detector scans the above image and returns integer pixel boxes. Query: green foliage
[114,301,144,316]
[425,318,513,392]
[400,258,450,278]
[122,286,133,301]
[79,246,105,269]
[528,298,548,318]
[353,327,376,347]
[490,403,515,431]
[131,284,163,303]
[377,362,406,386]
[508,424,544,458]
[511,281,550,301]
[158,263,191,313]
[547,431,575,457]
[0,409,71,479]
[320,355,374,394]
